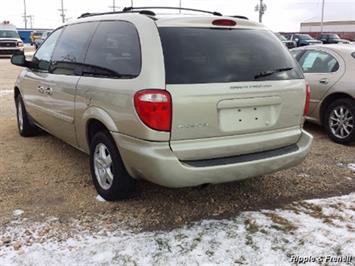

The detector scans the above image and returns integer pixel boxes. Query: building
[300,20,355,40]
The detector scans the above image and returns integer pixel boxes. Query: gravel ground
[0,54,354,232]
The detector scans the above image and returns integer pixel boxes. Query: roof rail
[230,15,249,20]
[78,6,223,19]
[123,6,223,16]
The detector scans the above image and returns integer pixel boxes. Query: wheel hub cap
[329,106,354,139]
[94,143,114,190]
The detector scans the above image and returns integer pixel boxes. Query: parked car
[34,31,51,49]
[291,45,355,144]
[0,21,24,56]
[30,31,44,45]
[286,33,322,47]
[11,7,313,200]
[319,33,350,44]
[275,32,296,49]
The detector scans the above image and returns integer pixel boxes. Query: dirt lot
[0,55,354,232]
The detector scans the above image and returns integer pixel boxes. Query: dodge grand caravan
[11,7,313,200]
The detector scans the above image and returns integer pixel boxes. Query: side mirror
[11,53,27,67]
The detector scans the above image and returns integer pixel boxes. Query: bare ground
[0,56,354,232]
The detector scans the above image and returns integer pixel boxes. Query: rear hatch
[158,22,306,160]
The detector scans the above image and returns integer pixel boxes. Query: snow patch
[0,90,13,97]
[12,210,24,217]
[95,195,106,202]
[347,163,355,172]
[1,194,354,265]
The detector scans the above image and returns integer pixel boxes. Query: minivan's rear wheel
[15,95,38,137]
[89,131,136,201]
[325,98,355,144]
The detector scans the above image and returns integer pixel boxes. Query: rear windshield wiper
[254,67,293,80]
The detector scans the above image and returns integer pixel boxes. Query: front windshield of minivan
[0,30,19,38]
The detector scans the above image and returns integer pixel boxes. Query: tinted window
[297,34,313,40]
[84,21,141,78]
[298,50,339,73]
[32,28,63,71]
[159,28,303,84]
[51,22,98,75]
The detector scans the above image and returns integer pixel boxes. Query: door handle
[38,86,45,94]
[319,78,329,85]
[44,87,53,95]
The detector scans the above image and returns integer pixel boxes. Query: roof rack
[230,15,249,20]
[122,6,223,16]
[78,6,223,19]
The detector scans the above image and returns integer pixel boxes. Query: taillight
[212,19,237,26]
[304,83,311,116]
[134,89,172,132]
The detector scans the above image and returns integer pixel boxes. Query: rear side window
[51,22,98,75]
[159,28,303,84]
[84,21,141,78]
[298,50,339,73]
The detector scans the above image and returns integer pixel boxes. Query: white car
[0,21,24,56]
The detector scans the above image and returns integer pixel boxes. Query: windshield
[298,34,313,40]
[0,30,20,38]
[328,34,340,39]
[159,28,303,84]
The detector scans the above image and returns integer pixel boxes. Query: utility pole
[320,0,325,34]
[27,15,34,29]
[109,0,120,12]
[58,0,66,24]
[255,0,267,23]
[179,0,182,13]
[23,0,27,29]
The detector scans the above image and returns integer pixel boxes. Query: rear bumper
[113,130,313,188]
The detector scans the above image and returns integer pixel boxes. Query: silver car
[11,8,313,200]
[291,44,355,144]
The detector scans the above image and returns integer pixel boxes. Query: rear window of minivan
[159,28,303,84]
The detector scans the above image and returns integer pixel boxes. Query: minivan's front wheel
[89,131,136,201]
[15,95,38,137]
[325,98,355,144]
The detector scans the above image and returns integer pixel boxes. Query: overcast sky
[1,0,355,31]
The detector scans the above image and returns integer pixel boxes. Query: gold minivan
[11,7,313,200]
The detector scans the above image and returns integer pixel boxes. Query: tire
[89,131,136,201]
[15,94,38,137]
[324,98,355,144]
